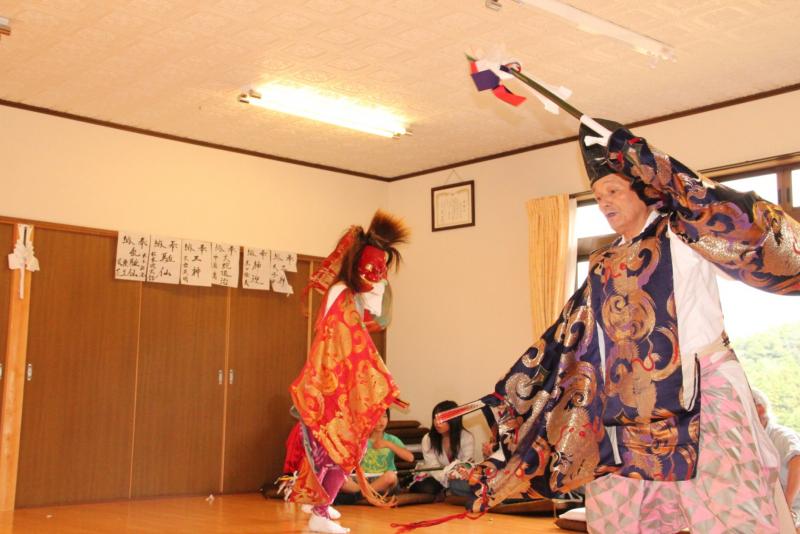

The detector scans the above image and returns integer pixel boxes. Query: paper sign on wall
[242,247,271,290]
[147,235,181,284]
[180,240,212,287]
[270,250,297,294]
[115,232,150,281]
[212,242,240,288]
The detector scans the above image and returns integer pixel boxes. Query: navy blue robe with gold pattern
[468,129,800,511]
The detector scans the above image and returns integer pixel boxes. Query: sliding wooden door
[16,229,140,506]
[131,284,227,497]
[222,260,311,492]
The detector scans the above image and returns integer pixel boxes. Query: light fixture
[238,84,408,138]
[492,0,675,61]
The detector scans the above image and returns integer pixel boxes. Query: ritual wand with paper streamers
[466,53,613,148]
[435,55,623,428]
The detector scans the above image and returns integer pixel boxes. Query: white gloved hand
[580,115,612,147]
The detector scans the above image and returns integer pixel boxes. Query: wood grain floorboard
[0,493,567,533]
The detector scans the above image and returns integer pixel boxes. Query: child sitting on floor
[409,400,475,498]
[335,409,414,504]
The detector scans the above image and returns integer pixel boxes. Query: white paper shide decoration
[7,224,40,299]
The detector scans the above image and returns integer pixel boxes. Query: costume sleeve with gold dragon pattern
[607,128,800,295]
[468,278,615,511]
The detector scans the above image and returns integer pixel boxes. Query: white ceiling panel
[0,0,799,178]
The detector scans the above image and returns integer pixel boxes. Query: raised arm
[607,128,800,295]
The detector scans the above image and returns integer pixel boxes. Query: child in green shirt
[337,410,414,501]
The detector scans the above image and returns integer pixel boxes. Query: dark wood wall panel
[223,261,311,492]
[16,229,140,507]
[132,284,227,498]
[1,217,336,505]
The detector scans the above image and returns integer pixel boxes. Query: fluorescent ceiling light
[503,0,675,61]
[238,85,408,138]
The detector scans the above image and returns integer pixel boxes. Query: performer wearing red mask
[289,210,409,534]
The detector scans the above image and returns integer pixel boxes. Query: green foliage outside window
[735,322,800,432]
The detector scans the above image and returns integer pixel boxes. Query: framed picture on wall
[431,180,475,232]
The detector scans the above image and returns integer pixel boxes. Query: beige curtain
[527,194,577,340]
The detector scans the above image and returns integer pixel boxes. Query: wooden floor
[0,493,567,533]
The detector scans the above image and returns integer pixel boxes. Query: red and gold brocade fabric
[289,287,401,504]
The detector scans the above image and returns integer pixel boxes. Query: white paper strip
[180,240,212,287]
[242,247,271,290]
[211,242,240,288]
[270,250,297,295]
[115,232,150,281]
[8,224,40,299]
[146,235,182,284]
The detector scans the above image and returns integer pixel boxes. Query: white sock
[301,504,340,519]
[308,513,349,533]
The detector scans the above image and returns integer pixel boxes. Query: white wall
[0,105,388,256]
[385,89,800,445]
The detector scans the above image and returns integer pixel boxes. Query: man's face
[592,174,652,240]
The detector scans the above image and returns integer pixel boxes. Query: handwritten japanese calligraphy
[146,235,181,284]
[212,242,240,288]
[270,250,297,294]
[242,247,271,290]
[115,232,150,281]
[180,240,212,287]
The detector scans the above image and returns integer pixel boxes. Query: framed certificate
[431,180,475,232]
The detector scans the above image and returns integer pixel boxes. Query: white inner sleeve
[668,227,725,409]
[324,283,347,316]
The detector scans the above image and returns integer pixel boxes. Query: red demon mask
[357,245,388,290]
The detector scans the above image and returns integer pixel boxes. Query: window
[573,163,800,430]
[722,173,778,203]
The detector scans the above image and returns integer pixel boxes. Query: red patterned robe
[289,287,401,504]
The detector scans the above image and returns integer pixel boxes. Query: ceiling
[1,0,799,179]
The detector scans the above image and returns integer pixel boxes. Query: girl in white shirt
[411,400,475,497]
